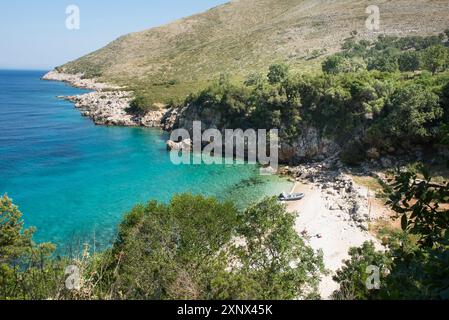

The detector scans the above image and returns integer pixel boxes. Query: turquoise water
[0,70,292,252]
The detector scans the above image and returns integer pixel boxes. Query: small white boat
[278,192,305,202]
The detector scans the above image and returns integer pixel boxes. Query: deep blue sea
[0,70,291,252]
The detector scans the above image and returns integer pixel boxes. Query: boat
[278,192,305,202]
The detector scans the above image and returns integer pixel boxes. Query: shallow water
[0,70,292,251]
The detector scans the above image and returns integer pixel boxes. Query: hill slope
[59,0,449,103]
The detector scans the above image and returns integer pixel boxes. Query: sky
[0,0,228,70]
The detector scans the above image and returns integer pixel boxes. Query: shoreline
[43,70,388,300]
[282,161,385,299]
[42,70,168,127]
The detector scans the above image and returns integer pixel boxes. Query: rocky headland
[42,71,168,127]
[43,70,343,164]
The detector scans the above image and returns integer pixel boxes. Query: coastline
[42,70,168,127]
[43,70,387,299]
[282,161,385,299]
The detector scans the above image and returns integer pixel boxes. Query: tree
[230,198,324,299]
[322,55,366,74]
[0,195,33,265]
[267,63,289,85]
[388,167,449,248]
[382,84,443,142]
[332,242,392,300]
[367,49,399,72]
[244,72,264,87]
[398,51,421,72]
[333,168,449,300]
[422,45,449,74]
[322,55,345,74]
[128,95,150,114]
[0,195,63,300]
[101,195,324,300]
[442,81,449,125]
[105,194,239,299]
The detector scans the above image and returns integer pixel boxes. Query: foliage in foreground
[333,166,449,300]
[97,195,324,300]
[2,164,449,300]
[0,195,65,300]
[0,194,324,300]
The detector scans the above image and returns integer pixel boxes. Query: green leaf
[401,214,408,231]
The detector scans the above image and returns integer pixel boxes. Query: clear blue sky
[0,0,228,70]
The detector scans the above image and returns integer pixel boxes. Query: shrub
[0,195,65,300]
[380,84,443,143]
[99,195,324,300]
[127,95,156,114]
[267,63,289,84]
[398,51,421,72]
[422,45,449,74]
[367,49,399,72]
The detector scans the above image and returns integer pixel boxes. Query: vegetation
[0,195,65,300]
[333,165,449,300]
[58,0,449,106]
[398,51,421,72]
[1,165,448,300]
[174,33,449,164]
[127,95,160,114]
[0,194,324,300]
[422,45,449,74]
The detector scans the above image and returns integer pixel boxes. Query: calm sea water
[0,70,291,251]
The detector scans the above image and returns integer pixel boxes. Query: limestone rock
[167,139,192,151]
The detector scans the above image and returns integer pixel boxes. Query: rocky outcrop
[64,92,169,127]
[279,126,340,164]
[163,102,341,164]
[43,71,121,91]
[64,92,135,126]
[161,107,182,131]
[46,71,341,162]
[44,71,167,128]
[280,158,379,231]
[167,139,192,151]
[140,109,169,128]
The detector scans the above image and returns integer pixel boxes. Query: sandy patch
[287,182,381,299]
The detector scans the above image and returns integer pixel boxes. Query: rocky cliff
[161,101,340,164]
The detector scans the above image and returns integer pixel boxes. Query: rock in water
[167,139,192,151]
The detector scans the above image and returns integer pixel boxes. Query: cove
[0,70,292,252]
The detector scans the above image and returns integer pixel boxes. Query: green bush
[97,195,324,300]
[267,63,289,84]
[322,55,366,74]
[127,95,160,114]
[334,168,449,300]
[422,45,449,74]
[332,242,392,300]
[367,49,399,72]
[398,51,421,72]
[380,84,443,144]
[183,35,449,162]
[0,195,65,300]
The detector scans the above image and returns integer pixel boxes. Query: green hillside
[59,0,449,104]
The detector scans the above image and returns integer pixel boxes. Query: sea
[0,70,292,252]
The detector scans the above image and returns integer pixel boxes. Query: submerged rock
[167,139,192,151]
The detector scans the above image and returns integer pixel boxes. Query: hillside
[59,0,449,104]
